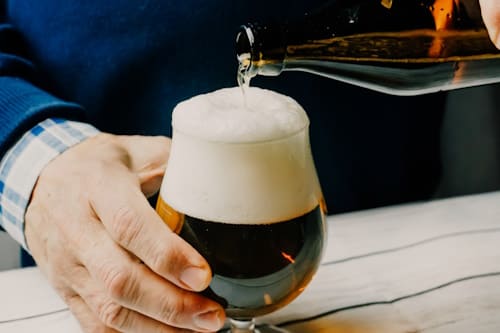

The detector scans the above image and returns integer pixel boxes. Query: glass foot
[223,319,290,333]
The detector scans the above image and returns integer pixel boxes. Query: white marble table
[2,192,500,333]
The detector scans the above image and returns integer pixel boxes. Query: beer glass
[156,87,326,333]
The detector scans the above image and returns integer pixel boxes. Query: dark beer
[236,0,500,95]
[157,197,325,319]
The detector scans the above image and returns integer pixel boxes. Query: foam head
[162,87,321,224]
[172,87,309,142]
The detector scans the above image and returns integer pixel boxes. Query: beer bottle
[236,0,500,95]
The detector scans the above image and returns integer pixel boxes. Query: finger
[116,135,171,197]
[480,0,500,48]
[117,135,171,174]
[89,166,212,292]
[67,289,191,333]
[74,217,225,332]
[138,166,165,198]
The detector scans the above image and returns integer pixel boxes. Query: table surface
[2,192,500,333]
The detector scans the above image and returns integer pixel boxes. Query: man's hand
[480,0,500,48]
[25,133,225,333]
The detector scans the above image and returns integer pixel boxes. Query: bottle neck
[236,23,286,79]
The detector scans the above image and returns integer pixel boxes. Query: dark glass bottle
[236,0,500,95]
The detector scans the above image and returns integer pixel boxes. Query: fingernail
[194,309,224,332]
[180,267,209,291]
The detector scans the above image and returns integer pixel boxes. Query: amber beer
[156,87,325,319]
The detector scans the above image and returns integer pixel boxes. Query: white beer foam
[172,87,309,142]
[162,87,322,224]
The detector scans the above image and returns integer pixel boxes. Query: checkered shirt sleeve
[0,118,100,250]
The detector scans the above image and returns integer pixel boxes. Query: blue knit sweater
[0,0,447,213]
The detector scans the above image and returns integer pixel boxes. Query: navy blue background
[1,0,444,215]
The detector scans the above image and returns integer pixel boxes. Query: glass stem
[230,318,258,333]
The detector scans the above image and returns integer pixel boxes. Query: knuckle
[158,295,184,325]
[150,241,183,275]
[149,243,170,273]
[101,265,133,300]
[96,298,129,328]
[111,206,143,247]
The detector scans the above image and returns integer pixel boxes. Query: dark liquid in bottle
[286,29,499,64]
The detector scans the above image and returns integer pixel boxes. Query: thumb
[117,135,171,197]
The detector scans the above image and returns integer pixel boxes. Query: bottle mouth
[236,25,257,78]
[236,23,286,78]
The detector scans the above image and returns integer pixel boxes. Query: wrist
[0,118,100,249]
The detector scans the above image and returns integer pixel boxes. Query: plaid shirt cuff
[0,118,100,250]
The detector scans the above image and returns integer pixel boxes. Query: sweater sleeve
[0,21,86,157]
[0,9,91,238]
